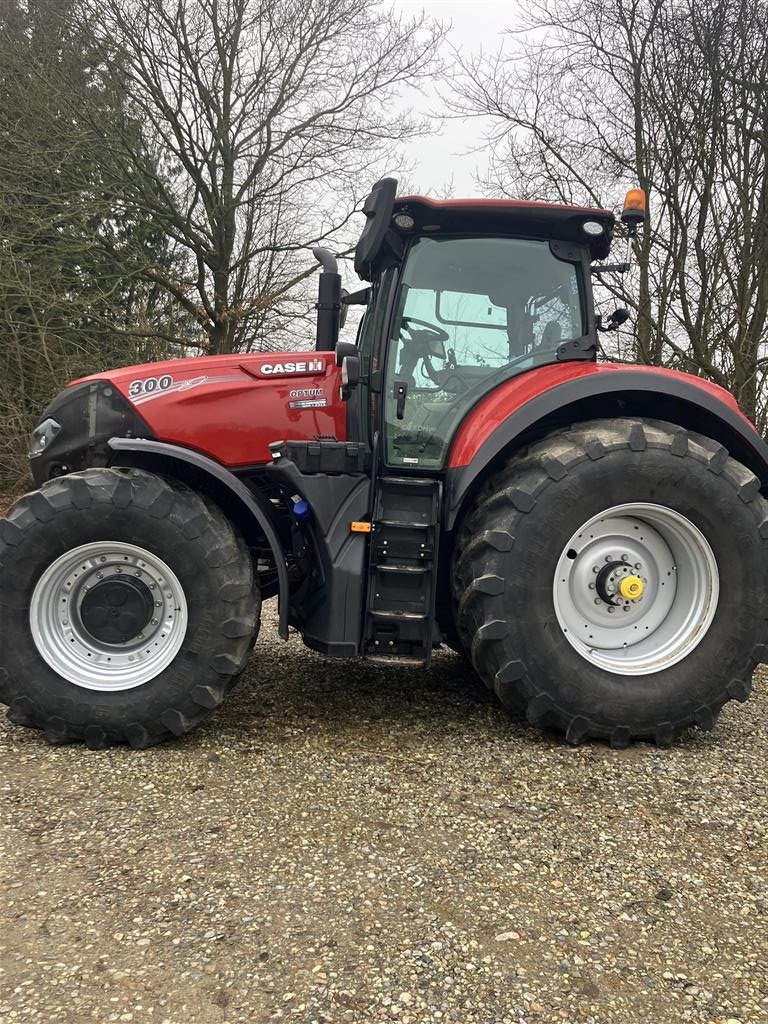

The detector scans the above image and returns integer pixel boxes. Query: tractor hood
[29,351,345,485]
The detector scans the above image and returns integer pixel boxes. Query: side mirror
[608,307,630,328]
[336,340,359,367]
[340,354,361,401]
[597,307,631,332]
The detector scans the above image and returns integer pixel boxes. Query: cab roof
[393,195,616,260]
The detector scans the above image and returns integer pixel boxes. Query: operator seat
[541,321,562,347]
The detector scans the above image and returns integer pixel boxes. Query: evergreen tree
[0,0,183,485]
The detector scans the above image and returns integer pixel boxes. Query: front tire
[454,419,768,747]
[0,468,260,748]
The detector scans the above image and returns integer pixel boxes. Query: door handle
[393,380,408,420]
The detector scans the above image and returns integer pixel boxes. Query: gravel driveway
[1,602,767,1024]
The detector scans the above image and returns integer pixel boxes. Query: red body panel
[447,362,747,468]
[75,351,345,467]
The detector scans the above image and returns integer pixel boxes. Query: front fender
[109,438,290,639]
[445,363,768,530]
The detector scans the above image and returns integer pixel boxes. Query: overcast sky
[390,0,517,197]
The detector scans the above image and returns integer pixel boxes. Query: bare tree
[89,0,444,354]
[447,0,768,426]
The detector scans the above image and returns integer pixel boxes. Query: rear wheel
[454,418,768,746]
[0,468,260,748]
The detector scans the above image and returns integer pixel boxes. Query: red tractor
[2,178,767,750]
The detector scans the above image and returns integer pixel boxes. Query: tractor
[2,178,767,750]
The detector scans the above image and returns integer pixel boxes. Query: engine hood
[31,351,345,483]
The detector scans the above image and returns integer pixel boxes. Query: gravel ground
[1,600,767,1024]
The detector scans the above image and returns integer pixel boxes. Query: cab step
[363,476,441,666]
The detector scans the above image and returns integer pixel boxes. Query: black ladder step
[368,609,428,621]
[374,563,429,575]
[376,518,433,529]
[378,476,436,488]
[366,655,426,668]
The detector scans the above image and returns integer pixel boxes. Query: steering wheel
[400,316,449,344]
[398,317,450,387]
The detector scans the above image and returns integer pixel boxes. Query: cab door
[382,235,588,470]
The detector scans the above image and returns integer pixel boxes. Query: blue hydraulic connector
[292,498,311,521]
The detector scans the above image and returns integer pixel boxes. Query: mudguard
[109,438,290,639]
[445,362,768,530]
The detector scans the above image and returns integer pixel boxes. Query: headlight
[28,418,62,458]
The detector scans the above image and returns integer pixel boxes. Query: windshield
[383,235,587,469]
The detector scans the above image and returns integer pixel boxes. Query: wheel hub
[552,503,718,675]
[619,574,645,601]
[595,560,643,604]
[30,541,188,691]
[79,576,155,645]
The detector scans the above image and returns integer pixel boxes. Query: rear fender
[109,438,290,639]
[445,364,768,530]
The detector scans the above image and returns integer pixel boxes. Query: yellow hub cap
[619,575,645,601]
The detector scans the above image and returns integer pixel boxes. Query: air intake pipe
[313,247,342,352]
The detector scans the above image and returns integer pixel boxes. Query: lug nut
[592,566,600,574]
[594,598,601,605]
[634,562,642,569]
[607,606,615,613]
[605,555,613,562]
[621,553,628,560]
[96,572,103,579]
[588,582,596,590]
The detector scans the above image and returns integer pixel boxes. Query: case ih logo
[259,358,324,376]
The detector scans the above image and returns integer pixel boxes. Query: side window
[529,275,583,350]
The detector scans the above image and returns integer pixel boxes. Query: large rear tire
[454,418,768,747]
[0,468,260,748]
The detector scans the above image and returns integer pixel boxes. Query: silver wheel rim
[553,503,719,675]
[30,541,188,691]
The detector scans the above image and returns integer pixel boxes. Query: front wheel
[454,418,768,747]
[0,468,260,748]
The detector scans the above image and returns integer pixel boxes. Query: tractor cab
[321,179,615,471]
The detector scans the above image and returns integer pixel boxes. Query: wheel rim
[552,503,719,675]
[30,541,188,691]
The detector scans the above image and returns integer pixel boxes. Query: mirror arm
[342,287,371,307]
